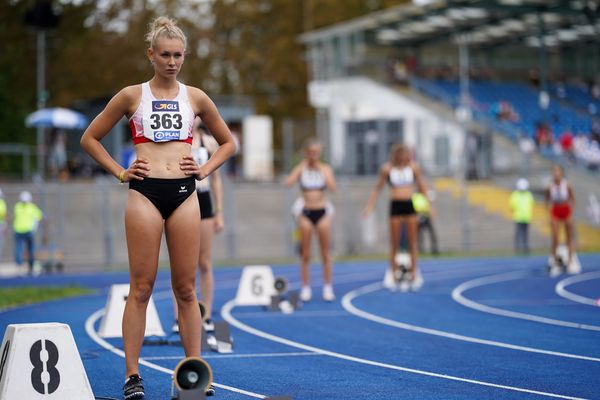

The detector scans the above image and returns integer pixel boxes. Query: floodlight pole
[458,38,471,252]
[537,12,549,122]
[36,29,46,179]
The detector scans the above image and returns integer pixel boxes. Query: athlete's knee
[301,251,311,264]
[172,284,197,304]
[130,283,154,305]
[198,259,212,274]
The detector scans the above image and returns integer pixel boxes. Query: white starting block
[0,323,95,399]
[98,284,165,338]
[383,252,412,289]
[548,245,582,277]
[268,277,301,314]
[203,321,234,354]
[383,252,423,292]
[235,265,276,306]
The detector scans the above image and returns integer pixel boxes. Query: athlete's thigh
[198,218,214,266]
[389,217,402,243]
[404,216,418,241]
[165,193,201,282]
[316,215,332,243]
[124,190,164,282]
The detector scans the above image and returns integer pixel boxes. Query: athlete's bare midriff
[389,186,414,201]
[135,141,192,178]
[303,189,327,209]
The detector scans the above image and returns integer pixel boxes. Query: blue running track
[1,255,599,399]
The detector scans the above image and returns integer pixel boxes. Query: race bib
[142,100,189,142]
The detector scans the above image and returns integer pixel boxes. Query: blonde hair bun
[145,16,187,50]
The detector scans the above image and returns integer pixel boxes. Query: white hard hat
[516,178,529,191]
[19,191,32,203]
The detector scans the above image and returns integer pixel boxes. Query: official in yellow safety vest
[13,191,43,274]
[509,178,534,254]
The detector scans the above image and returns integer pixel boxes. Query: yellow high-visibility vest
[412,193,430,216]
[0,199,6,224]
[13,202,43,233]
[509,190,534,223]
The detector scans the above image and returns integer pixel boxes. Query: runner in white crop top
[363,143,430,292]
[80,17,236,398]
[299,168,327,191]
[388,165,414,187]
[129,81,195,145]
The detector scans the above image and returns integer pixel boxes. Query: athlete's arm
[568,184,575,209]
[283,162,305,187]
[413,163,434,215]
[80,86,149,181]
[362,164,389,217]
[413,163,429,198]
[204,135,225,232]
[182,87,236,180]
[322,164,337,192]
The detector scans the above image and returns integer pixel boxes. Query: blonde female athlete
[363,144,430,291]
[80,17,235,399]
[284,139,336,302]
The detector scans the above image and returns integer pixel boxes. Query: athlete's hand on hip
[180,155,208,180]
[127,158,150,181]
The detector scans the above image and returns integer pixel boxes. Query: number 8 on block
[0,323,95,399]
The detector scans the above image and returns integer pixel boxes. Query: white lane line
[342,282,600,363]
[143,352,322,361]
[555,271,600,307]
[84,308,267,399]
[221,300,587,400]
[452,271,600,332]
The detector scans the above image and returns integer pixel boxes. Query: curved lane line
[84,308,266,399]
[342,282,600,362]
[221,300,587,400]
[452,271,600,332]
[555,272,600,307]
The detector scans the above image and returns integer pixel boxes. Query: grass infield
[0,286,92,310]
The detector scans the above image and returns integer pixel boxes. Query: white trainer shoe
[300,286,312,302]
[323,285,335,302]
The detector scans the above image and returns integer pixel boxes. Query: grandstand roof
[299,0,600,48]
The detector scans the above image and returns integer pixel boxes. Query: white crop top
[129,82,195,145]
[192,136,211,193]
[389,166,414,187]
[549,180,569,203]
[299,168,327,191]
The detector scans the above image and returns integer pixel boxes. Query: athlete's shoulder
[114,85,142,103]
[184,85,209,101]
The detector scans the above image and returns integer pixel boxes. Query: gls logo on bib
[152,101,179,112]
[154,130,180,141]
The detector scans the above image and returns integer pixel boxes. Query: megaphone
[274,277,288,294]
[172,357,213,400]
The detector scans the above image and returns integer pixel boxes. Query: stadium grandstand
[299,0,600,171]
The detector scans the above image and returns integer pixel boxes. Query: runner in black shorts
[284,138,337,302]
[363,144,431,291]
[80,17,235,399]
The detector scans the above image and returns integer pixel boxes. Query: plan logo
[152,101,179,112]
[153,130,180,141]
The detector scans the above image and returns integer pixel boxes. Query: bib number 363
[30,339,60,394]
[149,113,183,130]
